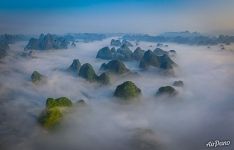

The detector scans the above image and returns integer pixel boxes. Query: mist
[0,36,234,150]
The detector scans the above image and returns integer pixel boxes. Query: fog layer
[0,39,234,150]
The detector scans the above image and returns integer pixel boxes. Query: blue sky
[0,0,234,34]
[0,0,186,10]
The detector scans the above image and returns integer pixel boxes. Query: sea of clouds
[0,38,234,150]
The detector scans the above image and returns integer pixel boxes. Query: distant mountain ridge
[25,33,69,50]
[123,31,234,45]
[0,34,29,44]
[2,31,234,51]
[0,34,30,58]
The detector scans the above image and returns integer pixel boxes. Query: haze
[0,0,234,34]
[0,0,234,150]
[0,38,233,149]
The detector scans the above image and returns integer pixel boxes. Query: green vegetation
[38,107,63,129]
[114,81,141,99]
[67,59,81,74]
[156,86,177,96]
[79,63,98,82]
[100,60,129,74]
[97,72,110,85]
[96,40,134,61]
[77,63,111,84]
[46,97,73,108]
[116,44,133,60]
[139,50,160,69]
[139,50,175,70]
[39,97,73,129]
[133,47,145,61]
[96,47,113,60]
[31,71,44,83]
[159,54,175,69]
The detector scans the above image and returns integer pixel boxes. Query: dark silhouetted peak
[96,47,113,60]
[25,33,69,50]
[156,86,177,96]
[100,60,129,74]
[79,63,97,82]
[111,39,121,46]
[133,47,145,61]
[67,59,81,74]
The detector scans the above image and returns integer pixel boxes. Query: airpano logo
[206,140,231,148]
